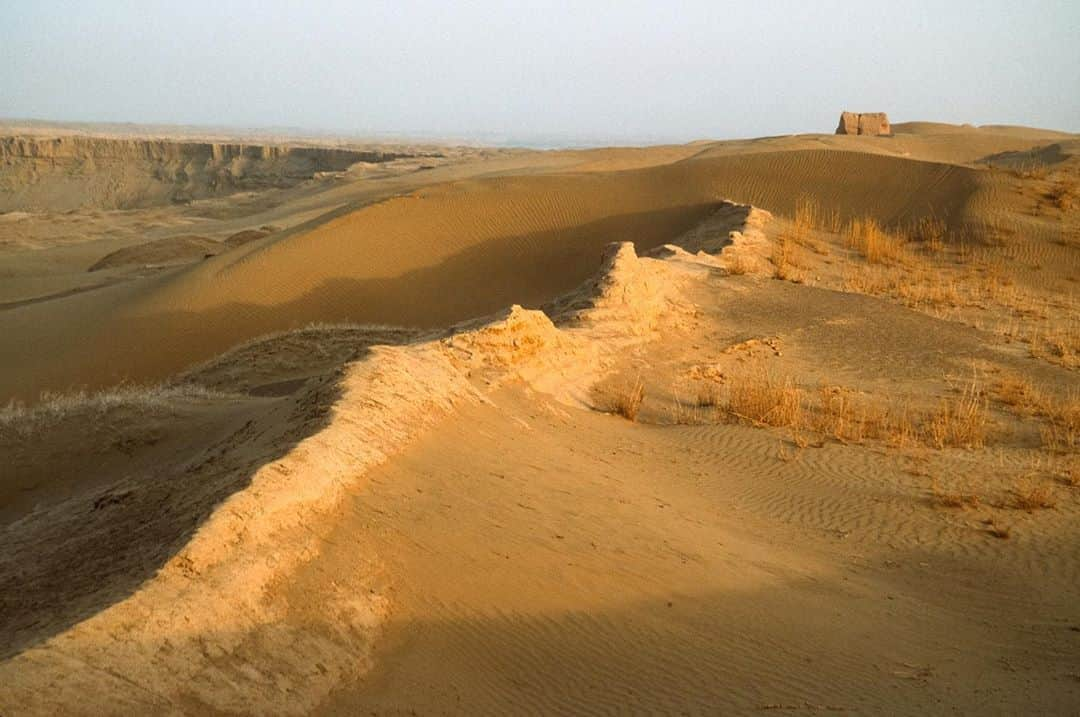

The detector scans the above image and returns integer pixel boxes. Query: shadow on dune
[0,150,998,651]
[0,198,729,662]
[976,143,1073,169]
[3,146,992,404]
[0,201,732,660]
[0,341,392,661]
[312,566,1074,716]
[1,203,721,403]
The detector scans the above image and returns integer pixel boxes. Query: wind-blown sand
[1,123,1078,714]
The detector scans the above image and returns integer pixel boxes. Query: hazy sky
[2,1,1078,144]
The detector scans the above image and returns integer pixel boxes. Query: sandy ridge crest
[0,203,768,714]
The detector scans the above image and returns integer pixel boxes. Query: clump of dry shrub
[1010,161,1048,180]
[1041,392,1080,453]
[725,253,752,275]
[910,216,947,253]
[598,377,645,422]
[930,479,981,509]
[1029,322,1080,368]
[696,381,721,408]
[719,363,803,428]
[1047,177,1076,211]
[844,217,909,264]
[992,375,1079,452]
[709,363,989,450]
[925,380,990,450]
[0,384,221,438]
[1058,459,1080,488]
[771,236,801,282]
[773,198,835,274]
[993,374,1043,413]
[1007,479,1058,511]
[668,387,705,425]
[788,196,840,241]
[812,385,892,444]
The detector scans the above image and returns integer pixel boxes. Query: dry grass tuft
[696,381,722,408]
[924,380,990,449]
[724,253,752,276]
[931,482,981,509]
[778,197,834,261]
[844,217,908,264]
[789,196,842,235]
[1058,460,1080,488]
[711,366,994,450]
[894,270,964,310]
[993,374,1043,413]
[821,206,843,234]
[842,265,894,296]
[1047,177,1077,211]
[991,375,1077,452]
[1041,391,1080,453]
[1007,479,1058,511]
[910,216,947,253]
[1030,323,1080,368]
[1010,161,1048,180]
[0,383,222,438]
[668,385,705,425]
[790,198,814,245]
[720,363,803,428]
[603,377,645,422]
[812,385,891,443]
[771,235,802,282]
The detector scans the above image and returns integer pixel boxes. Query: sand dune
[1,122,1078,714]
[0,142,1016,402]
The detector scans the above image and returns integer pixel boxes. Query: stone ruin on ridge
[835,112,891,136]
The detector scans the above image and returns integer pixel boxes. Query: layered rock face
[0,136,422,211]
[835,112,891,136]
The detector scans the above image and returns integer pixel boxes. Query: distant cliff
[0,136,426,211]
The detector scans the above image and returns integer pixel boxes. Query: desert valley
[0,114,1077,714]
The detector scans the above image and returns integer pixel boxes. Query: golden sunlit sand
[2,120,1079,714]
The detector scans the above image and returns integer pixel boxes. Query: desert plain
[0,118,1078,714]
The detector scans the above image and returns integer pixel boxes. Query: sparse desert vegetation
[909,215,948,253]
[718,362,804,428]
[788,196,841,243]
[724,252,751,275]
[930,480,981,509]
[595,376,646,421]
[925,379,990,450]
[844,216,909,264]
[1007,478,1059,511]
[0,383,222,438]
[792,203,1080,370]
[1009,161,1049,180]
[1047,176,1077,211]
[1059,460,1080,488]
[990,374,1080,452]
[675,362,990,451]
[770,233,803,282]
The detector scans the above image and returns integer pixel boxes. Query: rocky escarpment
[0,136,434,211]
